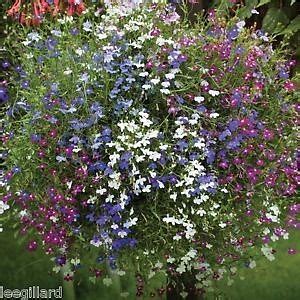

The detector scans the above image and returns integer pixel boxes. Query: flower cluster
[3,1,299,298]
[7,0,86,26]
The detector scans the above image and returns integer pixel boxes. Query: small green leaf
[262,8,290,34]
[237,0,259,18]
[89,276,96,284]
[257,0,272,7]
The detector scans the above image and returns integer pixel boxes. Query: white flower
[236,21,246,31]
[139,112,153,127]
[249,260,256,269]
[75,48,84,56]
[176,264,186,274]
[139,71,149,77]
[83,20,93,32]
[206,243,213,249]
[170,193,177,201]
[261,245,275,261]
[167,257,176,263]
[173,234,182,241]
[196,208,206,216]
[208,90,220,97]
[180,291,188,299]
[27,32,40,42]
[194,96,205,103]
[118,231,128,238]
[210,113,219,118]
[117,121,127,132]
[51,30,62,37]
[219,222,227,228]
[106,194,114,202]
[194,139,205,149]
[148,270,156,279]
[165,73,175,80]
[90,239,102,247]
[163,215,178,225]
[150,78,160,85]
[22,40,31,46]
[0,201,9,214]
[96,188,107,195]
[109,153,120,166]
[160,88,170,94]
[161,81,170,88]
[63,68,73,75]
[187,249,197,258]
[96,32,108,39]
[19,210,27,217]
[154,261,163,269]
[201,80,209,86]
[50,216,58,223]
[148,151,161,161]
[142,185,151,193]
[58,15,73,24]
[71,258,80,266]
[103,277,113,286]
[25,53,34,59]
[87,196,97,204]
[108,179,120,190]
[157,181,165,188]
[124,217,138,228]
[142,84,151,90]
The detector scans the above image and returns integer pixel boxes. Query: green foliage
[237,0,258,19]
[240,0,299,38]
[280,15,300,36]
[213,0,300,64]
[262,7,290,35]
[257,0,272,8]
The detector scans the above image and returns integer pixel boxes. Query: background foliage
[1,1,299,300]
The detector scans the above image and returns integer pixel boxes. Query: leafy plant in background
[211,0,300,64]
[1,1,299,299]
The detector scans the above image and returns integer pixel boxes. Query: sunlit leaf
[238,0,259,18]
[262,8,290,34]
[280,16,300,35]
[257,0,272,7]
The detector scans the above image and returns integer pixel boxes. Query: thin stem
[61,264,76,300]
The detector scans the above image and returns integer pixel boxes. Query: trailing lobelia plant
[2,1,299,298]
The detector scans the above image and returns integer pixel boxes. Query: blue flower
[218,129,231,141]
[90,102,103,118]
[206,149,216,164]
[0,86,9,104]
[1,61,10,68]
[227,26,239,40]
[104,167,114,176]
[21,81,30,89]
[96,216,109,225]
[228,120,240,132]
[148,162,157,169]
[46,37,58,51]
[86,213,95,222]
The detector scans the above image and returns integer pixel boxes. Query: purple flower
[0,87,9,104]
[21,81,30,89]
[227,26,239,40]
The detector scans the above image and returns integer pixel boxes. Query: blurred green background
[1,1,299,299]
[0,229,299,300]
